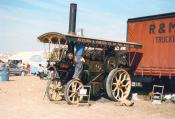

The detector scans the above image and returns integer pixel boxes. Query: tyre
[64,79,83,105]
[106,68,131,101]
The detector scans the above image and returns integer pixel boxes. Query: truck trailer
[127,12,175,86]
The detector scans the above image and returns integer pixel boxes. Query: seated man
[72,44,85,80]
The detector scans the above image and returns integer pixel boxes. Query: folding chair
[152,85,164,103]
[78,85,91,106]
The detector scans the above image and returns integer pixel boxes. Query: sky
[0,0,175,53]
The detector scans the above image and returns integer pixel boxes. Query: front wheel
[106,69,131,101]
[46,79,64,101]
[64,79,83,105]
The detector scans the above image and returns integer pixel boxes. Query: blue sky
[0,0,175,52]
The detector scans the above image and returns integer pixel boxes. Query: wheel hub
[116,80,122,88]
[55,87,62,92]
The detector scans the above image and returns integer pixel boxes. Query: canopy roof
[38,32,142,49]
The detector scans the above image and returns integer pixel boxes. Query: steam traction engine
[37,3,142,104]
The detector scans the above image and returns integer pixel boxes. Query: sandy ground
[0,76,175,119]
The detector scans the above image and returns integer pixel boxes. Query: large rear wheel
[106,69,131,101]
[46,79,64,101]
[64,79,83,105]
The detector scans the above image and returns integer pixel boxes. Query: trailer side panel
[128,13,175,77]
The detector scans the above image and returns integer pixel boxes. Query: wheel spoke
[76,85,82,91]
[112,82,117,86]
[122,82,130,87]
[49,89,54,96]
[114,88,120,98]
[68,90,74,93]
[54,92,58,100]
[114,77,119,82]
[49,86,54,90]
[71,83,74,90]
[72,82,77,91]
[51,91,57,99]
[120,89,124,98]
[121,74,127,83]
[112,86,118,92]
[74,82,78,89]
[49,83,55,89]
[69,93,75,98]
[72,95,75,102]
[118,72,124,81]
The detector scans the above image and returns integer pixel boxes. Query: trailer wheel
[64,79,83,105]
[46,79,64,101]
[106,69,131,101]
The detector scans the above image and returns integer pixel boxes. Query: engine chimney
[68,3,77,35]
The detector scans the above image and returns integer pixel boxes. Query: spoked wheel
[104,56,118,73]
[46,79,64,101]
[106,68,131,101]
[64,79,83,105]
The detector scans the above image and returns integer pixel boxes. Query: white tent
[9,51,47,67]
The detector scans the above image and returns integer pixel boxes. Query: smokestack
[68,3,77,35]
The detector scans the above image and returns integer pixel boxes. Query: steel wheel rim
[67,80,83,104]
[48,80,63,101]
[111,69,131,100]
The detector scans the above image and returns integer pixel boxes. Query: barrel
[1,69,9,81]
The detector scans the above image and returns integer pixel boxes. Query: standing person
[0,60,4,71]
[46,61,51,68]
[72,44,85,80]
[0,60,5,81]
[17,61,22,68]
[26,63,30,74]
[38,64,44,79]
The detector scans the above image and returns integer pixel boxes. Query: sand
[0,76,175,119]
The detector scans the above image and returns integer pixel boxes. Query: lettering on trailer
[149,22,175,43]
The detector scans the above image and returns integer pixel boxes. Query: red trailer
[127,12,175,82]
